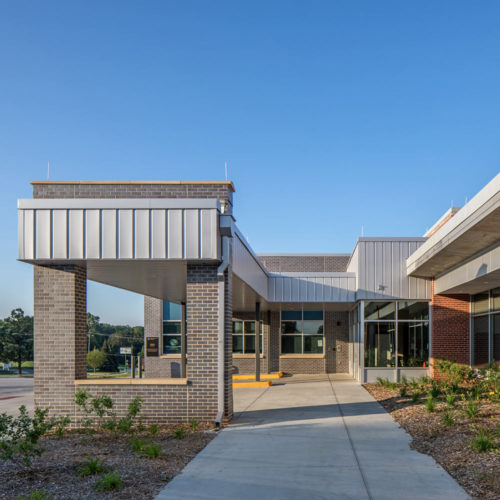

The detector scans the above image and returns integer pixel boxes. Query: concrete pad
[156,377,470,500]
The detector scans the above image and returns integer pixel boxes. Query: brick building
[17,175,500,423]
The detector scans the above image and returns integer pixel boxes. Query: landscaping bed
[0,424,215,499]
[364,364,499,500]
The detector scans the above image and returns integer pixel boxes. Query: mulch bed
[0,424,216,499]
[364,384,500,500]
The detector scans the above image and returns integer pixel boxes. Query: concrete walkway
[156,376,469,500]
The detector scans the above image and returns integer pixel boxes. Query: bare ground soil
[0,425,215,500]
[364,384,500,500]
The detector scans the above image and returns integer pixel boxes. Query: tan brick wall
[258,255,350,272]
[34,264,87,415]
[32,182,233,213]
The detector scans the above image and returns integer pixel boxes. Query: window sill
[280,354,325,359]
[160,354,183,359]
[233,354,265,359]
[74,378,188,386]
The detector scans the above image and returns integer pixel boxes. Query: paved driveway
[0,377,34,416]
[156,376,469,500]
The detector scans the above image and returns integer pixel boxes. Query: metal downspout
[216,236,230,426]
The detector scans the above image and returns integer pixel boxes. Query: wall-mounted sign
[120,347,132,355]
[146,337,159,357]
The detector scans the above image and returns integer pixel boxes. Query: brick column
[431,280,470,369]
[34,264,87,417]
[186,264,233,422]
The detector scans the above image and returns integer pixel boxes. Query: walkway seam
[328,375,373,500]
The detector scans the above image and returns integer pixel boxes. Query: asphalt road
[0,377,34,416]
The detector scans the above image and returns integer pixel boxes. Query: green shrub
[399,386,408,397]
[442,411,454,426]
[129,437,147,453]
[471,426,497,452]
[173,426,186,439]
[411,392,420,403]
[189,419,198,431]
[445,392,456,407]
[148,423,159,435]
[400,375,408,386]
[466,399,479,419]
[18,490,54,500]
[140,443,162,458]
[116,396,143,434]
[0,406,61,467]
[376,377,390,387]
[425,396,436,412]
[95,472,122,492]
[54,416,71,438]
[389,383,398,391]
[75,389,115,430]
[77,457,108,477]
[429,382,441,399]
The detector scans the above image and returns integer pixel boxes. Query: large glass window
[281,310,324,354]
[494,314,500,363]
[163,302,183,355]
[232,320,262,354]
[365,322,395,367]
[397,322,429,367]
[364,301,429,368]
[473,315,489,368]
[472,293,489,315]
[364,302,395,320]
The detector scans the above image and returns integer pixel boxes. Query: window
[471,289,500,366]
[365,322,395,367]
[281,310,324,354]
[364,301,429,368]
[232,320,262,354]
[163,302,184,355]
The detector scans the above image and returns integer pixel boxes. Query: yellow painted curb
[233,380,272,388]
[232,372,283,380]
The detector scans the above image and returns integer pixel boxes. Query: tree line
[0,309,144,375]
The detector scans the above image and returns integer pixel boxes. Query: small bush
[471,427,497,453]
[129,437,148,453]
[429,382,441,399]
[442,411,454,426]
[400,375,408,386]
[140,443,162,458]
[445,392,456,407]
[173,426,186,439]
[466,399,479,420]
[399,386,408,397]
[54,416,70,438]
[411,392,420,403]
[148,423,159,435]
[0,406,60,467]
[389,383,398,391]
[77,457,108,477]
[95,472,122,492]
[426,396,436,412]
[189,419,198,431]
[376,377,390,387]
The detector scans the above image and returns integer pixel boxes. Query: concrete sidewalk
[156,377,469,500]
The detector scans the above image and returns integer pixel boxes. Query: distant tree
[87,349,107,373]
[100,339,119,373]
[0,309,33,375]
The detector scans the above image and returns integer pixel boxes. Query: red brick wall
[431,280,470,367]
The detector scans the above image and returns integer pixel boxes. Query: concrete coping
[74,378,188,386]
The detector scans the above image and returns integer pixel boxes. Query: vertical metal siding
[35,210,51,259]
[134,209,150,259]
[356,240,431,300]
[69,210,84,259]
[52,210,67,259]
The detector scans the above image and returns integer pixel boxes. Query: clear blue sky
[0,1,499,325]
